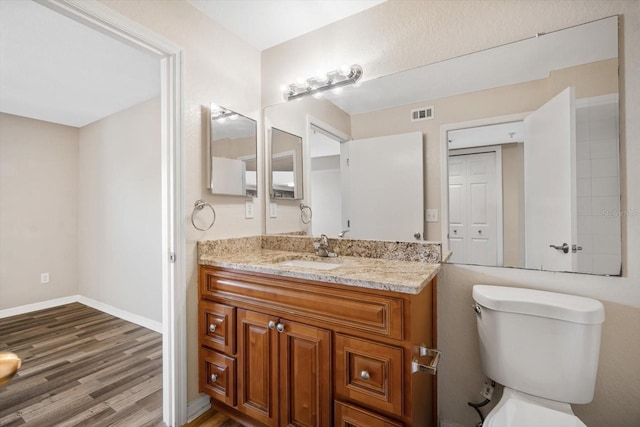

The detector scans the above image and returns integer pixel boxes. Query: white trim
[0,295,162,333]
[0,295,79,319]
[440,112,530,254]
[186,394,212,423]
[77,296,163,333]
[35,1,186,426]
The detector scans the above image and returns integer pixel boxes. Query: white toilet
[472,285,605,427]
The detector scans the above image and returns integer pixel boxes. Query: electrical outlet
[480,381,494,400]
[426,208,439,222]
[269,202,278,218]
[245,201,254,219]
[40,272,50,284]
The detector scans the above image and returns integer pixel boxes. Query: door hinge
[169,252,176,263]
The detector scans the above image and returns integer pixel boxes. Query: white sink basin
[277,259,342,270]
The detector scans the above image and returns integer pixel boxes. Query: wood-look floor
[183,409,244,427]
[0,303,163,427]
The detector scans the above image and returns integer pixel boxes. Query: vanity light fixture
[282,64,363,101]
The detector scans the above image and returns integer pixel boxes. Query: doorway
[33,1,185,425]
[448,149,501,266]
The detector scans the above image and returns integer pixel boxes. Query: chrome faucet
[338,229,350,238]
[314,234,337,257]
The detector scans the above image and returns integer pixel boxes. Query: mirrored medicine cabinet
[208,104,257,197]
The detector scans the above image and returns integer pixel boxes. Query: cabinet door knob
[208,323,217,333]
[360,370,371,381]
[210,373,218,383]
[268,320,276,329]
[276,323,285,333]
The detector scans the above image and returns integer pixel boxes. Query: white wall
[98,0,262,402]
[262,1,640,426]
[78,97,162,322]
[0,113,79,309]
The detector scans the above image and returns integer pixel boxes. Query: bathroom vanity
[197,236,442,427]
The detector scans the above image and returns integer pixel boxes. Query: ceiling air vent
[411,106,434,122]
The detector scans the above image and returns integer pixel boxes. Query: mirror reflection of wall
[263,16,620,276]
[209,104,257,197]
[270,127,303,200]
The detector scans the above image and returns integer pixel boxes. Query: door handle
[549,243,569,254]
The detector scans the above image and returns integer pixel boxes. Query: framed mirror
[270,127,303,200]
[209,104,257,197]
[263,16,621,276]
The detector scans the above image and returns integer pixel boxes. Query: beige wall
[502,143,525,267]
[262,1,640,426]
[78,97,162,322]
[0,114,79,309]
[98,0,262,402]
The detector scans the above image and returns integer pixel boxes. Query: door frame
[306,116,351,231]
[440,112,529,256]
[37,1,186,425]
[448,146,504,266]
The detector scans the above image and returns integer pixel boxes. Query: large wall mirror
[209,104,257,197]
[263,16,621,276]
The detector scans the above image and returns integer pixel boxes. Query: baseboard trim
[77,296,162,333]
[0,295,162,333]
[0,295,80,319]
[186,394,211,423]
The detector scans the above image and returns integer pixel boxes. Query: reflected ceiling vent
[411,106,434,122]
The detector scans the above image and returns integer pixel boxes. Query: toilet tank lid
[472,285,605,324]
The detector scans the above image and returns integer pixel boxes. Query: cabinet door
[279,320,332,427]
[335,334,403,417]
[334,401,402,427]
[237,309,279,427]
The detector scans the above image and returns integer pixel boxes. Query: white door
[524,86,577,271]
[448,152,498,266]
[346,132,423,241]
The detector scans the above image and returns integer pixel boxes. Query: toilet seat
[483,388,587,427]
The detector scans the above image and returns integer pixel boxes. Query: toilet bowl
[482,388,586,427]
[472,285,604,427]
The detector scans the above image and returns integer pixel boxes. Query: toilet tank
[472,285,605,404]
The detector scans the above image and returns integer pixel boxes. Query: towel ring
[300,203,312,224]
[191,200,216,231]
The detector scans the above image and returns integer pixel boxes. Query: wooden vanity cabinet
[198,265,438,427]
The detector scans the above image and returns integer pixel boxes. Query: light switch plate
[269,202,278,218]
[245,201,254,219]
[426,208,439,222]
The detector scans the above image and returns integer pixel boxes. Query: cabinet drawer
[199,347,236,407]
[199,301,236,354]
[201,267,404,340]
[335,334,403,417]
[334,401,402,427]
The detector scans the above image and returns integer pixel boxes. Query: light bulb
[229,114,239,120]
[338,64,352,77]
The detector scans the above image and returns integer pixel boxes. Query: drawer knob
[360,370,371,381]
[210,373,218,383]
[276,323,285,333]
[208,323,217,333]
[268,320,276,329]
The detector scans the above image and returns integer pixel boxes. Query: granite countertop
[198,236,443,295]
